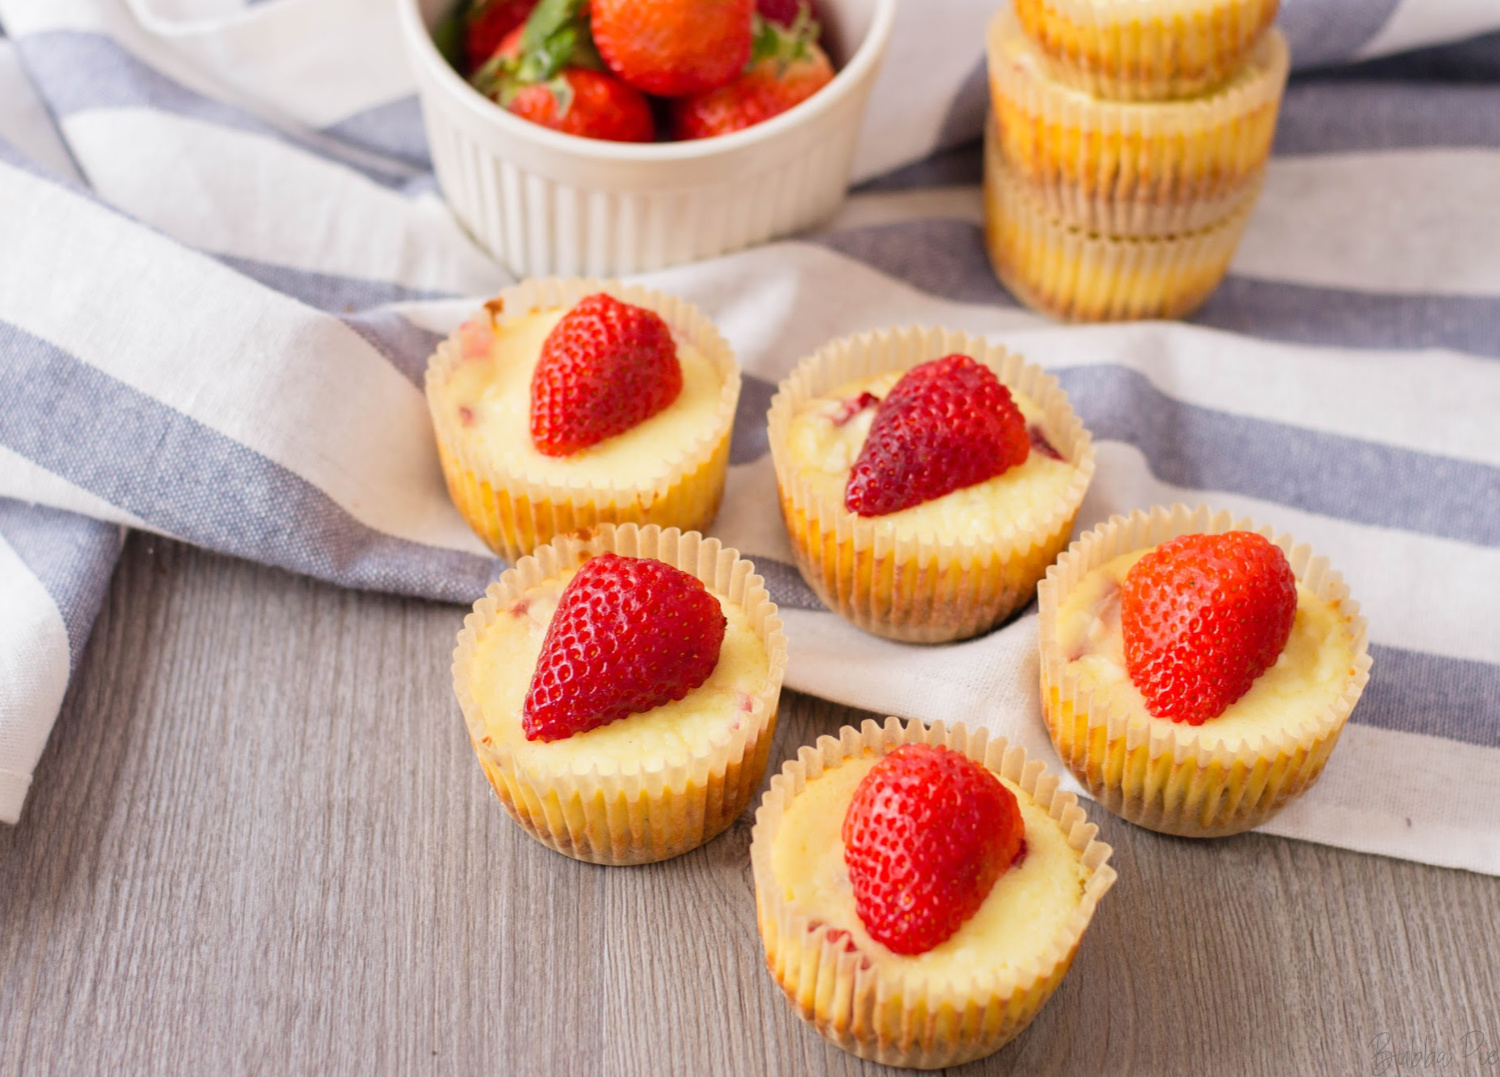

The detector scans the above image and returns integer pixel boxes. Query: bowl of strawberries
[399,0,896,276]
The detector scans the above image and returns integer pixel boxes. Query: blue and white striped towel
[2,0,1498,875]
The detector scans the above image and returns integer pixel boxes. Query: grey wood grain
[2,535,1498,1076]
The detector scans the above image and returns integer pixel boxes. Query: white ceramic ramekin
[397,0,896,277]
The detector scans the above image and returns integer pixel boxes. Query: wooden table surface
[3,535,1498,1076]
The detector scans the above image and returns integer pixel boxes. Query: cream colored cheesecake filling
[470,567,769,778]
[1055,548,1359,748]
[769,754,1086,983]
[784,370,1077,543]
[436,307,726,487]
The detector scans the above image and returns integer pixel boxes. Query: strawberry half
[844,354,1031,517]
[523,553,728,742]
[470,0,655,142]
[842,743,1023,956]
[1121,531,1298,725]
[530,293,683,456]
[668,12,834,140]
[591,0,755,98]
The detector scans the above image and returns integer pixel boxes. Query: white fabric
[1,0,1499,881]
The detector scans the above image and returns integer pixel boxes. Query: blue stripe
[1305,28,1500,83]
[1054,364,1500,548]
[1360,644,1500,748]
[13,30,421,189]
[218,254,456,314]
[747,554,822,612]
[342,310,446,389]
[1276,81,1500,155]
[0,499,121,669]
[814,218,1003,305]
[321,95,431,169]
[810,217,1500,359]
[1193,276,1500,358]
[730,374,777,466]
[0,320,500,603]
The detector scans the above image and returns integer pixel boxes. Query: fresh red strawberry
[506,67,655,141]
[530,293,683,456]
[842,744,1023,956]
[1121,531,1298,725]
[523,553,728,741]
[471,0,655,142]
[668,12,833,140]
[844,354,1030,517]
[591,0,755,98]
[461,0,540,73]
[756,0,821,29]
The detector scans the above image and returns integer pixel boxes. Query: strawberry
[461,0,540,73]
[523,553,728,742]
[471,0,655,142]
[843,354,1030,517]
[530,293,683,456]
[668,12,834,140]
[1121,531,1298,725]
[842,744,1023,956]
[591,0,755,98]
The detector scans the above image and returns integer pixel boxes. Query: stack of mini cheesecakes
[983,0,1288,321]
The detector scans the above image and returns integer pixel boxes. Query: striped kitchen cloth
[1,0,1497,875]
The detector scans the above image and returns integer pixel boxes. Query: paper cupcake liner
[766,327,1095,643]
[452,524,788,865]
[426,278,741,561]
[750,717,1116,1069]
[988,14,1286,237]
[1013,0,1280,101]
[984,155,1257,322]
[1037,505,1373,838]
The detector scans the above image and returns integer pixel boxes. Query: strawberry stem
[748,5,817,72]
[468,0,599,107]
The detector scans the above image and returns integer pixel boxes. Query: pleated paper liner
[452,524,788,865]
[425,278,741,561]
[1037,505,1373,838]
[1014,0,1280,101]
[983,153,1258,322]
[766,326,1095,643]
[750,717,1117,1069]
[988,11,1287,237]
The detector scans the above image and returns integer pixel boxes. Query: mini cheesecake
[454,525,787,865]
[751,719,1116,1069]
[1013,0,1280,101]
[426,279,740,560]
[767,326,1094,643]
[1038,505,1373,837]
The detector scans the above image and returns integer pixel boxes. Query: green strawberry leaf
[517,0,599,81]
[747,7,817,74]
[471,0,599,104]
